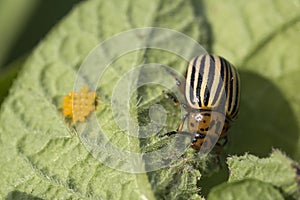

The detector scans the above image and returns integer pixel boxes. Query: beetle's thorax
[187,110,230,151]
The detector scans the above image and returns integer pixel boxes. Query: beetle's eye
[192,137,197,143]
[195,133,205,139]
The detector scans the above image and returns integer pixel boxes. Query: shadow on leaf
[198,69,299,197]
[228,70,299,159]
[6,190,43,200]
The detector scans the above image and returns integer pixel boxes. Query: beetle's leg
[215,136,228,148]
[163,90,188,111]
[160,130,177,137]
[213,136,228,168]
[291,164,300,186]
[214,138,227,155]
[175,77,185,95]
[160,114,188,137]
[164,67,186,94]
[221,136,228,146]
[163,90,180,106]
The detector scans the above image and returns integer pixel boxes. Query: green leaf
[207,179,284,200]
[0,0,207,199]
[0,56,26,105]
[0,0,39,67]
[0,0,84,68]
[227,150,299,198]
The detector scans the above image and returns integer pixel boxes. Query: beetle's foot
[163,90,180,106]
[159,131,177,137]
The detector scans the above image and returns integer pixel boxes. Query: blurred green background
[0,0,83,103]
[0,0,84,68]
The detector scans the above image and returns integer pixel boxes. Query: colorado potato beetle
[163,54,240,152]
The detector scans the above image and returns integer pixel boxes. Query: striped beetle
[163,54,240,152]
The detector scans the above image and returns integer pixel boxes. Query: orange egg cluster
[62,86,97,123]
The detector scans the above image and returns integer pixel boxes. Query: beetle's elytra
[163,54,240,152]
